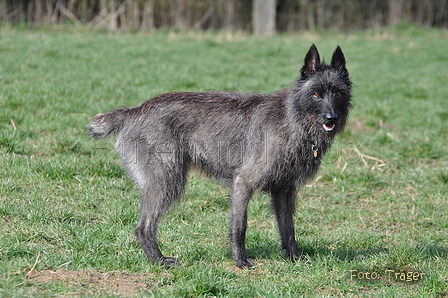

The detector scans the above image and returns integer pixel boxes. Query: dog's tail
[87,107,132,139]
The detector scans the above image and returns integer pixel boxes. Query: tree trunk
[225,0,235,30]
[388,0,405,25]
[142,0,155,31]
[252,0,276,36]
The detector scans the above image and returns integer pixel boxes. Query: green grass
[1,25,447,297]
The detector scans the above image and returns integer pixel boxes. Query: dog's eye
[313,93,320,98]
[335,92,342,98]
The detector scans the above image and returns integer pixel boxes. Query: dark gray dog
[88,44,352,268]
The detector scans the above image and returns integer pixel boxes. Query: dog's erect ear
[330,46,347,72]
[301,44,321,77]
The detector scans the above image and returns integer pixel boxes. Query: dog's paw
[234,258,255,269]
[161,257,179,268]
[287,250,301,262]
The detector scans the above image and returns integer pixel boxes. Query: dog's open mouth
[323,123,335,132]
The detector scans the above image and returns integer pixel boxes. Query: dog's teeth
[323,124,335,131]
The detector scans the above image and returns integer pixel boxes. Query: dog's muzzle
[323,113,338,132]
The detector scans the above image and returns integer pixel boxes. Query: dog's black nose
[326,113,339,122]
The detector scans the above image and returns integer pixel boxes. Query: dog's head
[289,44,353,137]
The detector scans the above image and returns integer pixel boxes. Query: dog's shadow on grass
[245,242,448,263]
[246,243,389,263]
[301,244,389,261]
[410,244,448,259]
[305,243,448,261]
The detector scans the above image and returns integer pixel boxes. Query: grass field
[1,25,447,297]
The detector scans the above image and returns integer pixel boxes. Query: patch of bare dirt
[28,270,155,296]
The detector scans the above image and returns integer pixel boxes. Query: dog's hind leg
[133,161,187,268]
[230,175,255,268]
[271,187,301,261]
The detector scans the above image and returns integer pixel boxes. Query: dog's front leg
[271,187,301,261]
[230,175,254,268]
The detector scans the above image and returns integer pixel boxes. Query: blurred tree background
[1,0,447,34]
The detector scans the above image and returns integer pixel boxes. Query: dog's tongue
[323,123,335,132]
